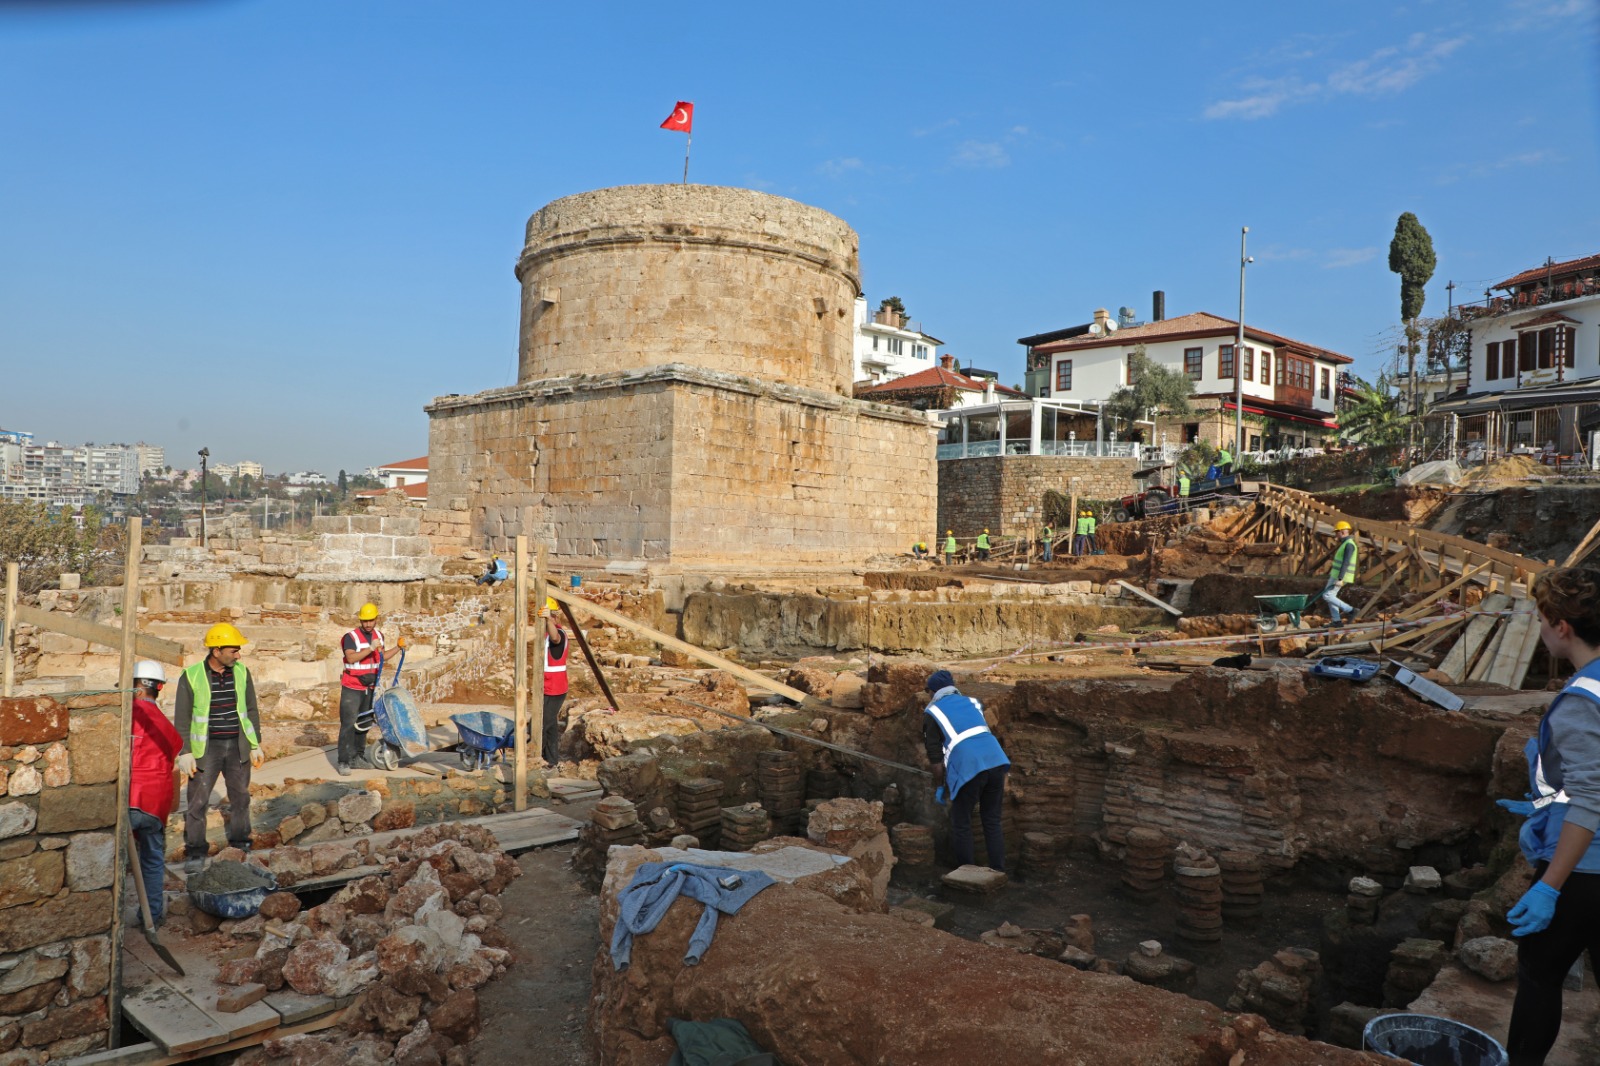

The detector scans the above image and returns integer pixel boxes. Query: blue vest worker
[922,669,1011,872]
[1497,567,1600,1063]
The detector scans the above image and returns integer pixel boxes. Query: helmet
[133,660,166,683]
[946,530,953,535]
[545,597,559,613]
[1333,521,1352,532]
[358,602,379,621]
[983,528,989,534]
[203,623,247,648]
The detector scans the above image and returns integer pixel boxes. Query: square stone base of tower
[425,364,937,572]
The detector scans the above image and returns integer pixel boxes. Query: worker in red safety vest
[130,661,182,924]
[541,597,570,768]
[338,602,404,777]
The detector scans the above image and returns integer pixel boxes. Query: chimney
[983,379,996,402]
[1153,290,1165,322]
[940,353,955,369]
[1092,308,1111,333]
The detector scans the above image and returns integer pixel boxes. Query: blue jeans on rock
[129,808,168,924]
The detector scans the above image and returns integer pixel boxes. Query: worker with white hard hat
[174,622,262,869]
[338,602,404,777]
[540,597,569,768]
[130,661,182,924]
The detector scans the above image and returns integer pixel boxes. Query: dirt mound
[1462,455,1545,484]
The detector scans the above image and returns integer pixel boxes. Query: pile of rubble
[209,823,521,1066]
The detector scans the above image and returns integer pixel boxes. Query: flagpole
[683,132,691,185]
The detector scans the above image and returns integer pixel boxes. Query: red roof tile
[1511,311,1582,329]
[355,483,429,499]
[377,456,429,471]
[1032,311,1352,365]
[1497,253,1600,291]
[858,365,1026,397]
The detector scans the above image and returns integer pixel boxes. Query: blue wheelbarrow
[355,649,429,771]
[451,710,516,772]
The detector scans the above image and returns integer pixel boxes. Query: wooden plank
[544,586,819,707]
[513,535,529,811]
[110,516,142,1046]
[1485,606,1541,689]
[124,935,281,1042]
[1468,622,1511,684]
[2,562,16,697]
[1438,594,1512,683]
[75,1005,351,1066]
[1113,580,1182,616]
[13,603,184,665]
[1396,562,1491,621]
[262,991,354,1027]
[1505,606,1548,691]
[1562,513,1600,567]
[121,952,231,1054]
[1352,562,1407,622]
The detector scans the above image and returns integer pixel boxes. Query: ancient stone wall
[145,515,444,582]
[0,695,119,1060]
[515,185,860,394]
[937,455,1140,538]
[427,366,936,569]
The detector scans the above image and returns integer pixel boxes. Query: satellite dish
[1118,306,1138,326]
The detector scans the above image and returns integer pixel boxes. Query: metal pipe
[1235,227,1251,455]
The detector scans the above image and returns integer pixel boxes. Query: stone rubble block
[1404,866,1442,894]
[941,864,1007,896]
[1457,936,1518,982]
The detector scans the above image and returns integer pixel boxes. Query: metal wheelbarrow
[451,710,516,772]
[355,649,429,770]
[1254,593,1317,633]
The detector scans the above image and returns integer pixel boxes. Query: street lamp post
[198,448,209,547]
[1235,227,1252,457]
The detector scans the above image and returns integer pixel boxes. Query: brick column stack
[1219,850,1265,924]
[889,822,935,867]
[719,804,771,852]
[1121,827,1169,900]
[1173,843,1223,944]
[757,751,805,835]
[675,778,723,849]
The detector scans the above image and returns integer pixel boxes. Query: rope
[667,694,932,778]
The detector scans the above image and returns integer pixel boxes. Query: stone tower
[426,184,936,572]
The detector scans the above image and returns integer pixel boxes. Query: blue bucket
[1363,1014,1507,1066]
[570,574,582,588]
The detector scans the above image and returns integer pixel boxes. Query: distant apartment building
[0,437,140,506]
[852,297,943,385]
[235,460,263,479]
[134,442,166,477]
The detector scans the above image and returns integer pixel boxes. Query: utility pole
[197,447,209,547]
[1235,227,1252,456]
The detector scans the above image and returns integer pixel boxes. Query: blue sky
[3,0,1596,473]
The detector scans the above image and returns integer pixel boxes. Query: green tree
[878,296,907,321]
[338,469,348,498]
[1388,213,1437,419]
[1337,374,1410,446]
[1105,346,1194,438]
[0,501,108,594]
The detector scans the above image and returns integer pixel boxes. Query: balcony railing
[937,440,1145,460]
[1455,273,1600,321]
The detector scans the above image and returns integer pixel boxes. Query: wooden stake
[512,535,528,812]
[2,561,16,697]
[109,516,142,1044]
[558,601,620,712]
[532,543,548,771]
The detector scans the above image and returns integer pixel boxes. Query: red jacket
[131,697,183,818]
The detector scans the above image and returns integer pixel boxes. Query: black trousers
[1507,864,1600,1064]
[338,685,375,765]
[540,692,567,767]
[184,737,251,858]
[950,765,1008,871]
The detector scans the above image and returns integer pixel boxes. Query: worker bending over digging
[922,670,1010,872]
[1322,522,1359,627]
[1496,567,1600,1065]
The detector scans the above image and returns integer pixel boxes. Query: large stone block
[0,851,65,909]
[37,785,116,834]
[0,802,37,839]
[0,699,67,746]
[20,994,108,1048]
[0,891,111,953]
[65,834,114,891]
[379,517,420,537]
[66,712,119,785]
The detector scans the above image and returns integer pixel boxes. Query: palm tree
[1338,374,1410,446]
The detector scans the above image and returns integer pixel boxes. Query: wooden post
[2,561,16,697]
[512,536,528,812]
[532,543,548,769]
[108,516,142,1044]
[558,601,621,712]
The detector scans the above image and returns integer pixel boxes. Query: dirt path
[470,842,599,1066]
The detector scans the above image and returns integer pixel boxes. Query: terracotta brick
[0,698,67,746]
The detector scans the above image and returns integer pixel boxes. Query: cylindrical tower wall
[515,185,861,394]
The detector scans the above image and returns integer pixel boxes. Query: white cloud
[817,157,864,179]
[1437,148,1563,184]
[912,118,959,138]
[951,140,1010,168]
[1325,247,1380,269]
[1205,31,1467,120]
[1254,245,1315,263]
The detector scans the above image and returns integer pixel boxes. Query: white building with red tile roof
[852,296,944,385]
[373,456,428,490]
[856,355,1026,411]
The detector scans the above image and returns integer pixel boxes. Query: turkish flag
[660,102,694,133]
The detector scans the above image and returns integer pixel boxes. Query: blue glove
[1507,881,1560,937]
[934,785,948,805]
[1496,798,1537,818]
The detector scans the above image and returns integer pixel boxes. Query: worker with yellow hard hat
[976,528,992,562]
[1323,521,1359,627]
[337,602,405,777]
[539,596,569,768]
[942,530,958,565]
[174,621,261,870]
